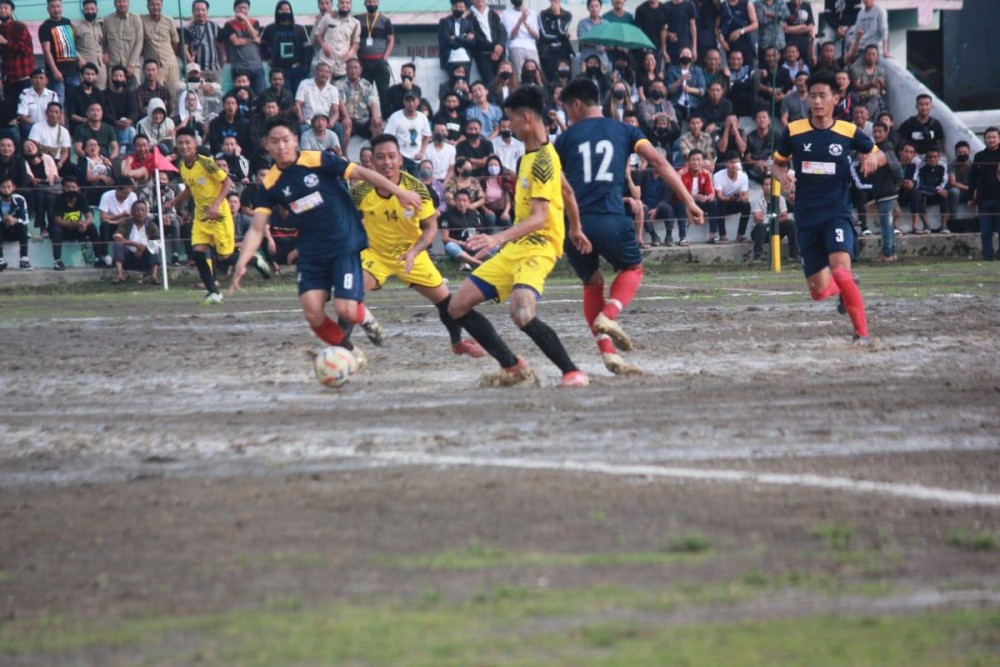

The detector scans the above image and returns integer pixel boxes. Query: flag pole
[155,168,170,290]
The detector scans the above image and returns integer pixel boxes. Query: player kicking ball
[556,79,704,375]
[229,118,422,367]
[771,71,884,346]
[447,85,592,388]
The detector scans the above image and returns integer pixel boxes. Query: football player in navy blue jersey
[771,71,885,346]
[556,78,702,374]
[230,118,422,365]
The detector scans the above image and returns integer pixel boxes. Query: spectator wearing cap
[0,0,36,120]
[184,0,223,84]
[355,0,394,107]
[141,0,181,91]
[313,0,360,83]
[220,0,265,95]
[261,1,311,95]
[104,0,144,88]
[66,62,111,133]
[17,70,59,142]
[336,57,382,141]
[38,0,80,103]
[28,101,71,171]
[176,62,223,120]
[299,112,341,153]
[73,0,107,89]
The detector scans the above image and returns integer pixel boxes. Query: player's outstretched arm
[561,173,591,254]
[228,210,269,295]
[639,142,704,226]
[352,164,423,211]
[467,198,549,257]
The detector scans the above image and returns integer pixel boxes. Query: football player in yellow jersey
[165,127,235,304]
[350,134,486,358]
[447,85,593,388]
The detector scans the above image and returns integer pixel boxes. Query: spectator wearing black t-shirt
[260,1,311,96]
[38,0,80,102]
[898,94,946,157]
[455,119,492,175]
[971,127,1000,260]
[50,176,102,270]
[784,0,815,66]
[742,108,775,183]
[663,0,697,64]
[356,0,394,109]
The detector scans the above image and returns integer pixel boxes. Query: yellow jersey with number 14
[351,172,436,259]
[179,154,233,228]
[511,142,564,257]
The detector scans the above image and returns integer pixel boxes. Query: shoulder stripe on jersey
[788,118,812,137]
[344,162,356,181]
[261,164,282,190]
[197,154,221,173]
[531,145,555,184]
[297,150,323,168]
[832,120,858,139]
[773,151,790,164]
[634,137,653,153]
[400,171,432,203]
[351,181,374,208]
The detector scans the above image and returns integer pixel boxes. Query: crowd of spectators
[0,0,998,275]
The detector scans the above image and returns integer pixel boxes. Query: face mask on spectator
[460,166,472,175]
[402,75,413,83]
[522,72,536,83]
[498,71,511,81]
[419,169,433,179]
[650,90,664,100]
[487,165,501,176]
[338,8,349,15]
[955,154,969,163]
[500,129,511,139]
[367,3,378,12]
[613,89,626,100]
[679,56,692,66]
[84,11,98,20]
[433,131,445,142]
[465,132,479,141]
[586,65,600,77]
[188,75,200,83]
[452,8,463,17]
[558,68,571,77]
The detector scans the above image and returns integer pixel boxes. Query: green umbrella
[579,22,656,51]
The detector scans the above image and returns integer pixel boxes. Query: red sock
[604,266,644,319]
[832,268,869,337]
[312,316,345,346]
[583,283,615,354]
[809,277,841,301]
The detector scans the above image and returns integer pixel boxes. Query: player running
[229,118,422,367]
[167,127,237,304]
[556,78,703,375]
[447,85,592,388]
[350,133,485,358]
[771,71,884,345]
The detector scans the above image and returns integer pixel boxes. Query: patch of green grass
[382,540,712,571]
[0,570,9,584]
[810,522,855,552]
[947,531,998,552]
[3,589,997,667]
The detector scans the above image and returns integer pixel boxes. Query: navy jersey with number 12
[555,117,651,216]
[774,119,878,226]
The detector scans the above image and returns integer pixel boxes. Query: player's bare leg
[806,252,870,345]
[509,287,588,387]
[448,279,532,386]
[582,269,641,376]
[412,283,486,358]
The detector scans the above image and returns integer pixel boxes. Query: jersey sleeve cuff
[773,152,790,165]
[344,162,357,181]
[255,206,272,216]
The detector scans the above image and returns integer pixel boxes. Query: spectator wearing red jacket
[669,148,715,245]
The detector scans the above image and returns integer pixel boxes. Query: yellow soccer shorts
[361,248,444,289]
[191,218,235,257]
[470,241,557,303]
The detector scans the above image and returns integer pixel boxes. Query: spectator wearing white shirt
[750,175,798,261]
[501,0,539,77]
[295,62,341,130]
[17,70,59,140]
[490,117,524,173]
[423,122,457,182]
[383,92,431,167]
[28,101,72,172]
[712,152,751,242]
[98,179,138,255]
[847,0,889,62]
[299,113,342,153]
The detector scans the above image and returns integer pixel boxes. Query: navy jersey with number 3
[774,119,878,226]
[555,117,651,217]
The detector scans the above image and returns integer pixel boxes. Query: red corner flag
[152,146,178,173]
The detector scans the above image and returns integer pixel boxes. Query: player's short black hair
[559,78,601,107]
[502,85,545,117]
[370,133,399,152]
[175,126,198,139]
[807,70,838,94]
[265,117,297,136]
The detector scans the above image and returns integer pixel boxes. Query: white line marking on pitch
[349,450,1000,508]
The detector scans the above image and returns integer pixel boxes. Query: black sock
[520,317,578,374]
[436,295,463,345]
[192,250,217,294]
[455,310,518,367]
[336,317,355,351]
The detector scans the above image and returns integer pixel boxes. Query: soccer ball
[314,346,357,388]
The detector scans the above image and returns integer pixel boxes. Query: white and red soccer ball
[313,346,357,388]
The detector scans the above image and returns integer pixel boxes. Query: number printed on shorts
[578,140,615,184]
[835,228,845,243]
[343,273,354,290]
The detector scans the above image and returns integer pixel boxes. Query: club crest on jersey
[304,174,319,188]
[521,178,529,189]
[829,144,843,156]
[197,178,206,186]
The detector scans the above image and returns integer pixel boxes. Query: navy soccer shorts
[564,212,643,281]
[797,216,856,277]
[296,252,366,301]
